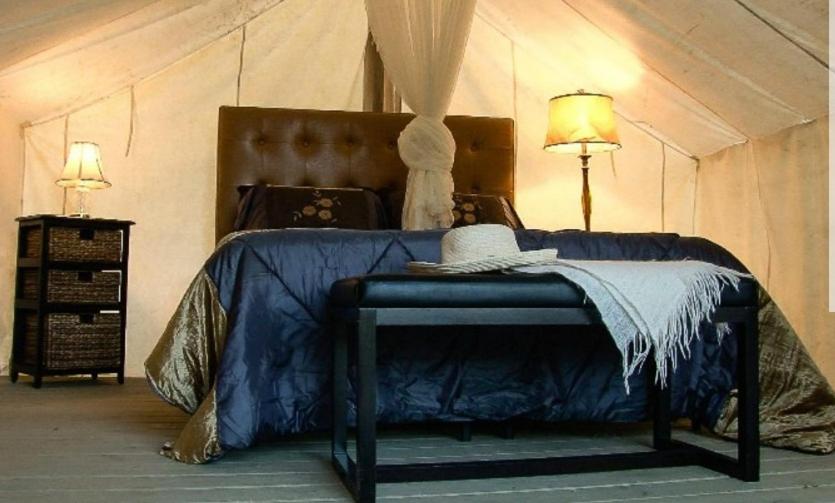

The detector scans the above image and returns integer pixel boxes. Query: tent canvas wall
[0,0,829,384]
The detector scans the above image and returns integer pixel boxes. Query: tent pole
[364,31,401,113]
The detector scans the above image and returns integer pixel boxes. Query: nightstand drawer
[49,227,123,263]
[22,312,122,370]
[21,270,121,304]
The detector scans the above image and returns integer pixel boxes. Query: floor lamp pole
[579,149,592,232]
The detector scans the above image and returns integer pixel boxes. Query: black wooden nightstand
[10,215,134,388]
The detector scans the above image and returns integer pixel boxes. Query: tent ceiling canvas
[0,0,826,156]
[0,0,160,70]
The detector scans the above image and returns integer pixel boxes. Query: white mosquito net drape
[365,0,477,230]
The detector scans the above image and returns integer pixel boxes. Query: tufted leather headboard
[216,106,515,241]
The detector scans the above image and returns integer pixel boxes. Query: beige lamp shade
[56,141,111,191]
[544,92,621,154]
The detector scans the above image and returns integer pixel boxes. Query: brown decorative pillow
[451,193,524,229]
[380,190,524,230]
[234,185,388,231]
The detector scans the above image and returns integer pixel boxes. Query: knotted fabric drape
[365,0,477,229]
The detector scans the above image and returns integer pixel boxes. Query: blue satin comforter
[204,229,744,451]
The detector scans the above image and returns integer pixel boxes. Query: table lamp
[544,91,621,231]
[56,141,111,218]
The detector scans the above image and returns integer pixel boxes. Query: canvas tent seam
[733,0,828,70]
[622,121,696,161]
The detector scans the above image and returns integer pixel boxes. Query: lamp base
[63,190,91,219]
[580,155,592,232]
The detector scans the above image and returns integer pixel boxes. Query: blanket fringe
[647,265,746,389]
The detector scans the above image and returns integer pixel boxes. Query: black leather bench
[329,273,759,503]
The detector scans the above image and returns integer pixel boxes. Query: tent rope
[236,25,247,106]
[510,41,519,195]
[660,142,666,232]
[691,161,699,235]
[125,85,136,157]
[61,114,69,215]
[749,142,773,289]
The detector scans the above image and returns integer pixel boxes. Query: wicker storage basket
[42,313,122,369]
[49,270,120,303]
[21,313,39,366]
[21,269,38,300]
[49,227,122,263]
[22,227,42,258]
[20,270,121,303]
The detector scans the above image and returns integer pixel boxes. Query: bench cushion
[330,273,757,309]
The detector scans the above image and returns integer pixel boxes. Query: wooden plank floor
[1,378,834,502]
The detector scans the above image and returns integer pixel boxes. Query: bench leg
[652,360,672,450]
[332,321,348,467]
[356,309,378,502]
[457,422,472,442]
[499,421,515,440]
[736,311,759,481]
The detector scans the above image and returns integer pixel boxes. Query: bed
[145,106,835,463]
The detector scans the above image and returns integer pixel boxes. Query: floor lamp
[544,91,621,231]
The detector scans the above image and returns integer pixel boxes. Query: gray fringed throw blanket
[516,260,750,393]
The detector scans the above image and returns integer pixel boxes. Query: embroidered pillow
[380,190,524,230]
[451,193,524,229]
[234,185,388,231]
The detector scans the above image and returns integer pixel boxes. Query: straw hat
[408,224,558,274]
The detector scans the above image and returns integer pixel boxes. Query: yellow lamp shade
[56,141,111,191]
[544,92,621,154]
